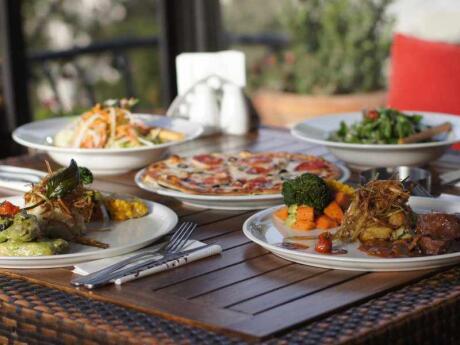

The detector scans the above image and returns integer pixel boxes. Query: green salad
[330,108,426,144]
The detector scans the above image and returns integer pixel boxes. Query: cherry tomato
[315,232,333,254]
[0,201,20,217]
[246,177,268,188]
[365,109,380,121]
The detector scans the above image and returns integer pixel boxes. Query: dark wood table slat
[193,212,255,241]
[206,229,254,250]
[148,243,269,290]
[230,269,367,314]
[181,209,248,226]
[156,254,293,298]
[228,269,437,337]
[191,264,326,308]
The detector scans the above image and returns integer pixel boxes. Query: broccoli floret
[282,173,332,212]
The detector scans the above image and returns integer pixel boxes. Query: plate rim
[0,165,47,177]
[0,195,178,264]
[291,111,460,150]
[12,114,204,154]
[242,199,460,265]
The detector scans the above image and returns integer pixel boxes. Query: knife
[82,244,214,289]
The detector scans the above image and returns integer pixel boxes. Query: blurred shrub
[22,0,160,119]
[250,0,393,95]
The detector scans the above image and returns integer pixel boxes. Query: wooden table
[0,127,460,344]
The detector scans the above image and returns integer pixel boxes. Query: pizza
[142,151,341,196]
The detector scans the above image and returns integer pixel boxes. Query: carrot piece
[324,201,344,224]
[315,215,338,230]
[292,220,316,231]
[334,192,351,209]
[296,206,314,222]
[274,206,289,220]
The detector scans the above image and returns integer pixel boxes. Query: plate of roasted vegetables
[243,173,460,271]
[291,108,460,167]
[0,160,177,268]
[12,98,203,175]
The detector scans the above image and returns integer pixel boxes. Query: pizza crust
[142,151,341,196]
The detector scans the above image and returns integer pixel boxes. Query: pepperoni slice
[233,179,246,187]
[193,154,223,166]
[295,160,328,171]
[246,177,268,188]
[203,175,230,185]
[247,166,269,175]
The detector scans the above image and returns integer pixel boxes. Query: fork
[412,183,433,197]
[71,221,197,286]
[402,179,433,197]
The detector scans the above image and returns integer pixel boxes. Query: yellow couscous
[105,198,149,221]
[326,179,355,196]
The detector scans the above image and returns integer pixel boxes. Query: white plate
[243,197,460,271]
[12,114,204,175]
[134,165,351,210]
[0,196,178,268]
[0,166,46,192]
[291,111,460,168]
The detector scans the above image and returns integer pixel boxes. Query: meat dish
[335,179,460,257]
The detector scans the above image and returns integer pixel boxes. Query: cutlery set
[71,222,199,289]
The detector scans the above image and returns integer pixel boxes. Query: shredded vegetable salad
[54,98,184,149]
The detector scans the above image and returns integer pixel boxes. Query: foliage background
[23,0,160,119]
[248,0,393,95]
[21,0,393,120]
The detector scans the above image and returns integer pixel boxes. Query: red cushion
[388,33,460,115]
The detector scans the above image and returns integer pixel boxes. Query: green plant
[250,0,393,95]
[22,0,161,120]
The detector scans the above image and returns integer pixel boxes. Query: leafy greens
[330,108,426,144]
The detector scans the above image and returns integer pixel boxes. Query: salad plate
[0,196,178,268]
[134,165,350,210]
[12,114,204,175]
[291,110,460,168]
[243,196,460,271]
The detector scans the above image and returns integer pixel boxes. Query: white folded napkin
[438,193,460,201]
[73,240,222,285]
[176,50,246,95]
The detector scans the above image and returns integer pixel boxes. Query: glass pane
[22,0,161,120]
[221,0,286,89]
